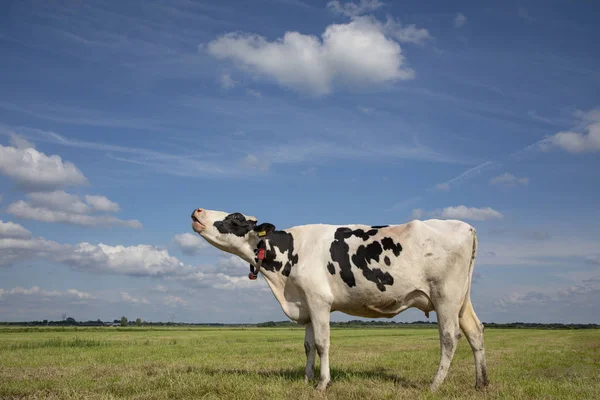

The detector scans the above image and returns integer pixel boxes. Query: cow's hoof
[475,380,489,390]
[315,380,331,391]
[475,376,489,390]
[304,375,313,384]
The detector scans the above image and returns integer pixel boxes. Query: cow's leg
[309,306,331,390]
[430,301,461,391]
[459,299,488,389]
[304,322,316,382]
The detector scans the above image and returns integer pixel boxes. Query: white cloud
[540,109,600,153]
[154,285,168,293]
[182,271,267,291]
[0,285,94,300]
[25,191,120,214]
[4,190,131,229]
[0,236,66,266]
[382,16,432,45]
[0,143,88,191]
[58,243,192,277]
[0,220,32,239]
[120,292,149,304]
[454,12,467,28]
[0,236,179,275]
[497,278,599,308]
[173,233,208,256]
[327,0,383,18]
[9,133,35,150]
[164,295,187,307]
[0,233,260,292]
[439,206,503,221]
[220,72,238,89]
[207,15,418,95]
[85,195,120,212]
[28,190,89,213]
[412,205,504,221]
[7,200,141,229]
[489,173,529,188]
[216,255,250,277]
[66,289,95,300]
[497,291,548,307]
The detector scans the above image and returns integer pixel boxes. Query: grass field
[0,326,598,399]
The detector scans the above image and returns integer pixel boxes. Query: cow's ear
[254,223,276,237]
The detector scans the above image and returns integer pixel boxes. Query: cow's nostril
[196,208,203,213]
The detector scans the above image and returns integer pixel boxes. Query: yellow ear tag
[257,231,267,237]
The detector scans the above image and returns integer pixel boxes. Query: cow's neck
[252,230,299,309]
[259,264,295,321]
[231,235,262,265]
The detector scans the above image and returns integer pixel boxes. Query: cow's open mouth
[191,216,206,231]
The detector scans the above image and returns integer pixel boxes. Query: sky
[1,0,599,324]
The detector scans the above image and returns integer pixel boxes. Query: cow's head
[190,208,275,262]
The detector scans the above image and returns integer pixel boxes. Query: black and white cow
[191,208,488,391]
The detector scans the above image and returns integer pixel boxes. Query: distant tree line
[0,318,597,330]
[481,322,600,330]
[0,315,146,327]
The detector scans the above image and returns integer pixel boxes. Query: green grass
[0,326,598,399]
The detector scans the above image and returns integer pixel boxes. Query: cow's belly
[331,281,435,319]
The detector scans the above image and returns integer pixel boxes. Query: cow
[190,208,488,391]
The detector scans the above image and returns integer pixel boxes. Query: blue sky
[1,0,599,324]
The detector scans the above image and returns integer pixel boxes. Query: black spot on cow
[334,227,380,242]
[353,241,382,265]
[381,237,402,257]
[351,241,394,291]
[329,227,399,292]
[425,252,433,257]
[214,213,257,237]
[330,228,356,287]
[371,225,389,229]
[384,256,391,266]
[327,262,336,275]
[259,231,299,277]
[356,229,379,241]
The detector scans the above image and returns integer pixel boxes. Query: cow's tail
[459,228,478,318]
